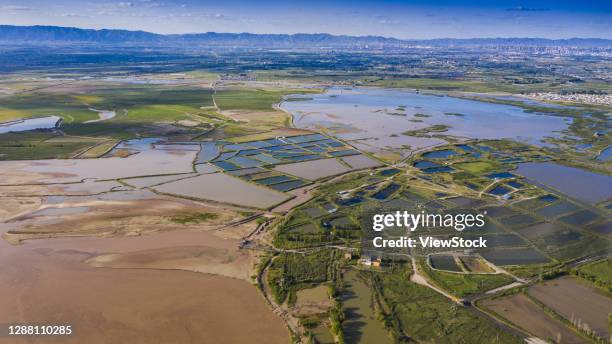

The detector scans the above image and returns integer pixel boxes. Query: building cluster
[526,92,612,106]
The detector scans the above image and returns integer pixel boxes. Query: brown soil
[481,294,586,344]
[4,195,241,242]
[292,285,332,317]
[528,276,612,340]
[0,242,288,344]
[0,189,290,343]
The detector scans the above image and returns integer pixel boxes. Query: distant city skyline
[0,0,610,39]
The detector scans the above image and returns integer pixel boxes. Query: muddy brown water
[0,231,289,344]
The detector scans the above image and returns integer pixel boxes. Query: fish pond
[340,270,391,344]
[515,162,612,204]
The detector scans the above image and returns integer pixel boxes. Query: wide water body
[282,88,570,157]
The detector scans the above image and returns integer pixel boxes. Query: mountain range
[0,25,610,48]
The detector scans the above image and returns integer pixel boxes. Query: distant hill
[0,25,162,44]
[0,25,610,48]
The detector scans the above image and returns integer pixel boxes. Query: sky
[0,0,610,39]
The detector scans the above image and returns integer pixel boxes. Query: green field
[0,85,222,159]
[215,87,320,111]
[0,132,98,160]
[267,251,336,305]
[420,260,514,297]
[455,161,500,174]
[375,267,521,343]
[572,258,612,292]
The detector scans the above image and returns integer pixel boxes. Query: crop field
[375,267,521,343]
[266,251,336,305]
[528,276,612,340]
[572,258,612,292]
[0,131,99,160]
[215,87,320,111]
[420,260,514,297]
[480,294,585,343]
[0,84,221,159]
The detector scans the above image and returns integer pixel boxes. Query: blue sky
[0,0,610,38]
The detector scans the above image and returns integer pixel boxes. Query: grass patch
[267,251,335,304]
[375,267,521,343]
[215,87,319,111]
[572,258,612,292]
[366,77,518,93]
[420,260,514,297]
[168,212,219,224]
[403,124,450,137]
[0,132,96,160]
[455,161,500,174]
[0,107,31,122]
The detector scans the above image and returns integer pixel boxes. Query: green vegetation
[365,77,518,93]
[215,87,320,111]
[0,85,223,159]
[0,132,96,160]
[329,301,345,344]
[0,107,32,122]
[168,212,219,224]
[421,260,514,297]
[455,161,500,174]
[504,262,565,279]
[403,124,450,136]
[375,266,521,343]
[572,258,612,293]
[267,251,336,304]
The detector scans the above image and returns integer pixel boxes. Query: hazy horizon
[0,0,610,39]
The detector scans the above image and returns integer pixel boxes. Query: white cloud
[62,13,89,18]
[1,5,32,11]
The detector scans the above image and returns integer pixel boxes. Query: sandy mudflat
[0,256,289,344]
[0,186,289,343]
[0,230,289,344]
